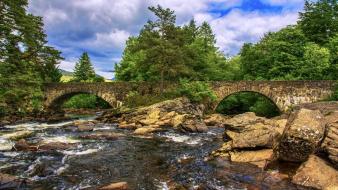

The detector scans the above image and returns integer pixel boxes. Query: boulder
[292,155,338,190]
[321,122,338,168]
[13,139,75,151]
[224,122,280,150]
[229,149,273,168]
[133,127,162,135]
[12,139,38,151]
[80,132,123,140]
[204,114,229,127]
[0,173,23,189]
[222,112,267,131]
[118,122,137,130]
[3,130,34,141]
[276,109,325,162]
[73,120,96,132]
[99,98,206,133]
[99,182,128,190]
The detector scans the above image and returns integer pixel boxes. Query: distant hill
[58,69,112,82]
[59,69,73,76]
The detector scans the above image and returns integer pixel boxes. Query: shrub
[63,94,110,109]
[178,79,217,104]
[332,82,338,100]
[124,90,179,108]
[216,92,280,118]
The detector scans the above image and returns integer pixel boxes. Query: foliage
[63,94,110,109]
[216,92,280,118]
[72,52,98,82]
[114,6,238,88]
[0,0,62,115]
[331,82,338,100]
[123,90,179,108]
[178,79,217,104]
[298,0,338,45]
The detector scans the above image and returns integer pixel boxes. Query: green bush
[178,79,217,104]
[331,83,338,100]
[63,94,110,109]
[124,90,179,108]
[216,92,280,118]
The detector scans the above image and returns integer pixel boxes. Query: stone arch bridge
[44,81,335,112]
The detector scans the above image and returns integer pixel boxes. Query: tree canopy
[0,0,62,115]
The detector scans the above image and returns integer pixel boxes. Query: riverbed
[0,115,305,189]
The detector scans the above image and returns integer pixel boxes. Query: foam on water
[61,148,100,156]
[41,135,81,144]
[159,132,202,145]
[0,138,14,151]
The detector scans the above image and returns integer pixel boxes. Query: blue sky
[28,0,305,79]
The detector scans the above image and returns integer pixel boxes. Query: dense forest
[115,1,337,82]
[0,0,337,117]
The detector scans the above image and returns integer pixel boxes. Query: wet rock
[0,173,23,189]
[292,155,338,189]
[99,182,128,190]
[73,120,96,132]
[12,139,38,151]
[3,130,34,141]
[229,149,273,168]
[322,122,338,168]
[133,127,162,135]
[276,109,325,162]
[13,139,75,151]
[118,122,137,130]
[80,132,123,140]
[38,142,75,151]
[204,114,229,127]
[178,116,207,133]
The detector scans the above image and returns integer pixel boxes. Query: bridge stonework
[44,81,335,112]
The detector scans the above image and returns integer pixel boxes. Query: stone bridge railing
[44,81,336,112]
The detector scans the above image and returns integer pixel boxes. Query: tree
[299,0,338,45]
[240,26,308,80]
[0,0,62,114]
[73,52,96,82]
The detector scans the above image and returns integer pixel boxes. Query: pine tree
[73,52,96,82]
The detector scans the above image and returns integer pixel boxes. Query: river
[0,114,304,190]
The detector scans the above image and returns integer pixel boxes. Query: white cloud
[59,60,76,72]
[209,9,299,54]
[29,0,304,74]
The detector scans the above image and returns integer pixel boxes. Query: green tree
[73,52,96,82]
[299,0,338,45]
[0,0,62,115]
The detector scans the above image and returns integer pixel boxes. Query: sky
[28,0,305,79]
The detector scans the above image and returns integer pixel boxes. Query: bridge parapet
[44,81,336,112]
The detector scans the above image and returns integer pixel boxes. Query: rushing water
[0,115,302,190]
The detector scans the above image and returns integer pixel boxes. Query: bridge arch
[44,89,121,110]
[215,90,282,117]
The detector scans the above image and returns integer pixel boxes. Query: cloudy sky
[28,0,305,79]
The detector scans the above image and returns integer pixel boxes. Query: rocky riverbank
[98,98,338,189]
[1,97,337,189]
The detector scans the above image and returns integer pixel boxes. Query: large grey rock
[322,122,338,168]
[292,155,338,190]
[277,109,325,162]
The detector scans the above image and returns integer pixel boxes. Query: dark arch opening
[216,91,281,118]
[49,92,112,110]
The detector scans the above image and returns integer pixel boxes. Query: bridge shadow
[47,92,112,111]
[215,91,281,118]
